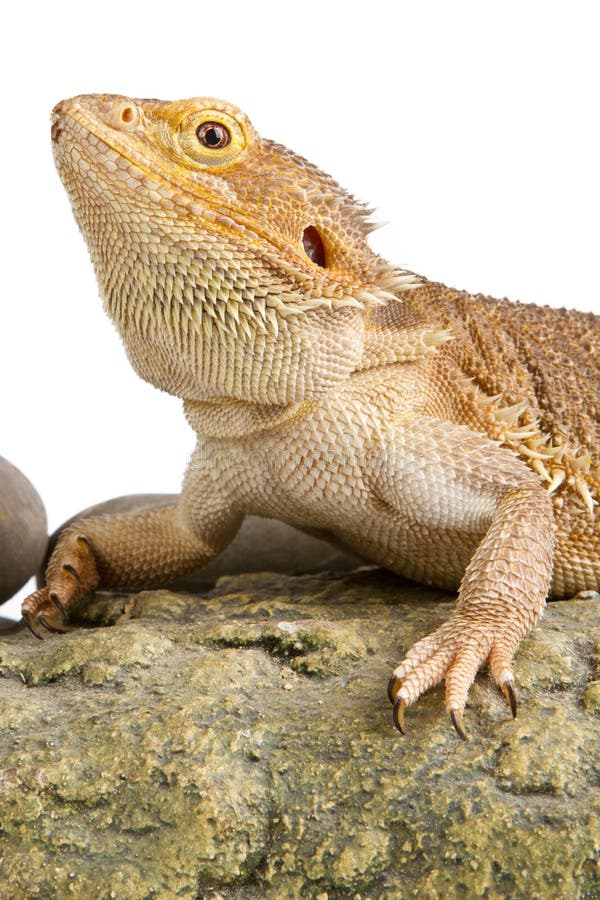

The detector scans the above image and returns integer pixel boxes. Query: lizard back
[421,281,600,510]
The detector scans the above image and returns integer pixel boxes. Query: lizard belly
[290,473,487,589]
[202,411,499,592]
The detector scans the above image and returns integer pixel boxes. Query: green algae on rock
[0,569,598,899]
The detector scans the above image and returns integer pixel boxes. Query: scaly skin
[23,94,600,739]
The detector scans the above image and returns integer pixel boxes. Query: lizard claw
[450,709,468,741]
[393,697,407,734]
[388,673,402,704]
[389,672,408,733]
[22,611,44,640]
[501,679,518,718]
[38,612,69,634]
[49,590,69,618]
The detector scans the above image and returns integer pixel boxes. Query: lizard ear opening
[302,226,327,268]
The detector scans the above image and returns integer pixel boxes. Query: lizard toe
[390,637,455,705]
[388,643,455,733]
[21,587,73,639]
[444,639,492,716]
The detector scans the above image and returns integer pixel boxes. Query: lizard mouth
[50,115,64,143]
[51,100,252,225]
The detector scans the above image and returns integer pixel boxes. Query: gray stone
[0,456,47,605]
[42,493,364,587]
[0,570,598,899]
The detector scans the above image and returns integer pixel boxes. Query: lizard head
[51,93,416,403]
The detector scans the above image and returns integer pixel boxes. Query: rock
[41,493,364,587]
[0,570,598,898]
[0,457,47,604]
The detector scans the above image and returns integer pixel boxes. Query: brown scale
[384,283,600,507]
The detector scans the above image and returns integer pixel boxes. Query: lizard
[21,92,600,740]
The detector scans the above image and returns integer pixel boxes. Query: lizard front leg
[375,417,555,738]
[22,468,242,637]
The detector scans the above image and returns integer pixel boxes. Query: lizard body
[24,94,600,738]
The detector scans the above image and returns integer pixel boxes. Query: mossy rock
[0,569,598,898]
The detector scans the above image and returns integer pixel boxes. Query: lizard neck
[71,193,372,405]
[179,287,455,432]
[77,191,372,405]
[184,397,310,438]
[117,292,367,405]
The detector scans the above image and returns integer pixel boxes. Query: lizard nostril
[110,103,140,131]
[120,106,135,124]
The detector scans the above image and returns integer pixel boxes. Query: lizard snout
[50,99,70,142]
[50,114,63,143]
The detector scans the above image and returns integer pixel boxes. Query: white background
[2,1,599,619]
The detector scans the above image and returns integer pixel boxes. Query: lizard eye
[196,122,231,150]
[302,226,327,268]
[175,108,247,168]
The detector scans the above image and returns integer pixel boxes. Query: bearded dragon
[22,93,600,740]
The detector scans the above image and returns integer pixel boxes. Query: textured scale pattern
[23,93,600,739]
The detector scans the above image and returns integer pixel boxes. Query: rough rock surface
[0,569,598,899]
[0,456,47,604]
[42,494,364,588]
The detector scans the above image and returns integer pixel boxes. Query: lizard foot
[388,617,519,740]
[21,534,99,638]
